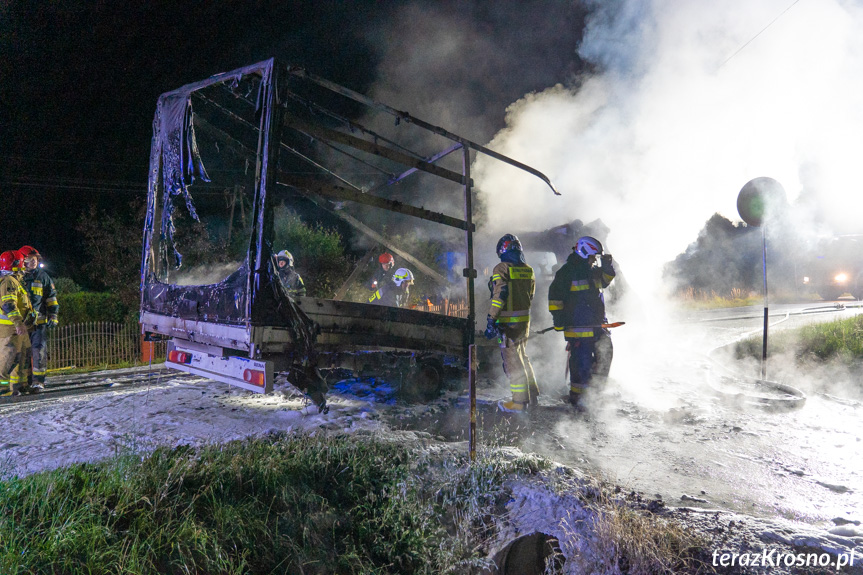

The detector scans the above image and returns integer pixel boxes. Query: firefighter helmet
[276,250,294,267]
[393,268,414,287]
[496,234,523,257]
[0,251,21,272]
[378,253,394,265]
[18,245,40,259]
[574,236,603,259]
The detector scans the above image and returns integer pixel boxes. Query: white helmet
[276,250,294,267]
[393,268,414,286]
[574,236,603,259]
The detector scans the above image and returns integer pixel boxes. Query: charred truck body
[140,59,556,400]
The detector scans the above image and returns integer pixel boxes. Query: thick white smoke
[473,0,863,299]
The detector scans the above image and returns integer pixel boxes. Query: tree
[76,199,146,316]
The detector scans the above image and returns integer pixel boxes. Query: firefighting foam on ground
[5,0,863,571]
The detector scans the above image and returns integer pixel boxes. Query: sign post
[737,177,787,381]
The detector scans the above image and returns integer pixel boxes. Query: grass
[674,287,824,310]
[576,499,710,574]
[0,432,716,575]
[0,435,454,574]
[734,314,863,368]
[674,287,762,310]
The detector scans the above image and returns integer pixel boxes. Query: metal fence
[46,322,167,370]
[412,298,470,318]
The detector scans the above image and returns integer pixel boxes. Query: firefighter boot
[498,400,528,413]
[1,382,20,397]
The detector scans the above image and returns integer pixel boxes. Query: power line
[1,181,146,194]
[0,154,148,170]
[719,0,802,70]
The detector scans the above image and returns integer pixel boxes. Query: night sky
[1,1,588,282]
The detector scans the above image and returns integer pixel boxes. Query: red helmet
[378,253,394,265]
[0,251,22,272]
[18,245,40,259]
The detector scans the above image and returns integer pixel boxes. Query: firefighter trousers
[500,334,539,404]
[566,331,613,399]
[30,324,48,385]
[0,334,32,393]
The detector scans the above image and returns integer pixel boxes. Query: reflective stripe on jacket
[548,252,615,337]
[23,268,58,324]
[0,274,33,334]
[488,262,535,327]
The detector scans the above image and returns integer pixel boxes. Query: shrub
[272,207,353,298]
[57,291,131,325]
[53,277,82,295]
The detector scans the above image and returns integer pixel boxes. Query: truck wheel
[401,361,442,401]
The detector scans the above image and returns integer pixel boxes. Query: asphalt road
[395,298,863,529]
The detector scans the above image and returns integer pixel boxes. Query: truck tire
[401,360,443,401]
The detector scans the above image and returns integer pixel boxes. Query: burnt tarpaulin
[158,92,211,270]
[141,60,276,327]
[141,263,249,325]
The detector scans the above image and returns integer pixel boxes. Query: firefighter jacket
[368,266,396,305]
[0,273,34,337]
[548,252,615,338]
[23,268,59,325]
[488,254,535,338]
[277,266,306,297]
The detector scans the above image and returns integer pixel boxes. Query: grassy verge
[0,433,714,574]
[674,288,823,310]
[734,314,863,367]
[0,434,529,574]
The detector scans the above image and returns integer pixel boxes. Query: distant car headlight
[835,273,848,284]
[802,276,810,284]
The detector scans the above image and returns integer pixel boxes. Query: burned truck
[139,58,556,403]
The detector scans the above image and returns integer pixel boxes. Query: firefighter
[368,252,397,306]
[275,250,306,297]
[0,251,34,396]
[548,236,616,408]
[19,246,59,391]
[485,234,539,412]
[392,268,414,308]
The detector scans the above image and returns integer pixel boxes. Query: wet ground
[380,302,863,534]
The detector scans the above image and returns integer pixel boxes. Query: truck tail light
[168,350,192,364]
[243,369,266,387]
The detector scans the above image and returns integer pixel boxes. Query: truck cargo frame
[139,58,556,393]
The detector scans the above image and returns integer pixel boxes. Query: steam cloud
[362,1,863,398]
[472,0,863,299]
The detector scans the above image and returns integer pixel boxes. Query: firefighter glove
[15,323,27,337]
[551,310,564,329]
[484,315,500,340]
[601,254,613,267]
